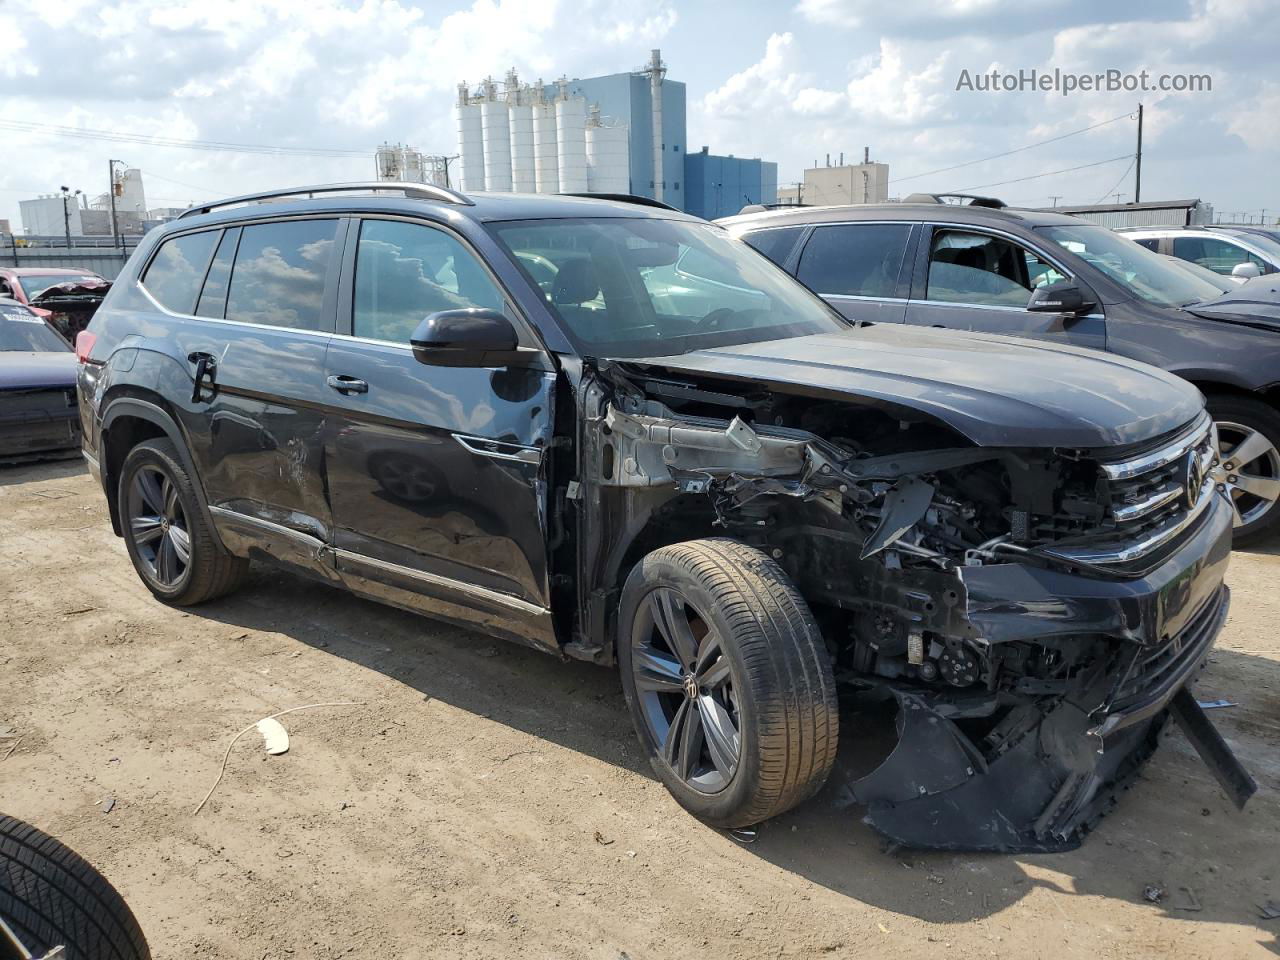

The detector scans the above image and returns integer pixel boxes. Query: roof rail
[177,181,473,219]
[903,192,1007,209]
[559,192,680,212]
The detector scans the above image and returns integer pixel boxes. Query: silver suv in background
[1119,225,1280,282]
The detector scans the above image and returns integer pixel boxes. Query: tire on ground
[0,814,151,960]
[618,538,839,828]
[1206,394,1280,546]
[118,438,249,605]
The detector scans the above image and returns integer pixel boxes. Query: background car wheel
[119,439,249,605]
[1206,396,1280,546]
[0,814,151,960]
[618,538,838,828]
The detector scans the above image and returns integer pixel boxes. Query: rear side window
[741,227,805,269]
[225,219,339,330]
[142,231,219,314]
[797,223,911,298]
[1171,235,1265,276]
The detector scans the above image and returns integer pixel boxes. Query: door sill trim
[333,548,548,618]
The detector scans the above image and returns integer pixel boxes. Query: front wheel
[1207,396,1280,546]
[618,539,838,828]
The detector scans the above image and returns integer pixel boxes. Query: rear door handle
[187,351,217,403]
[327,375,368,395]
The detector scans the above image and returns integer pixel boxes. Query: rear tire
[1206,395,1280,546]
[0,814,150,960]
[618,538,838,828]
[118,439,248,605]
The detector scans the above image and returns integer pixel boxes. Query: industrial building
[683,148,778,220]
[374,143,454,187]
[452,50,776,217]
[1030,198,1214,228]
[776,153,890,207]
[18,168,149,237]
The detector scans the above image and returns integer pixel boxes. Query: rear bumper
[841,492,1252,852]
[0,403,81,463]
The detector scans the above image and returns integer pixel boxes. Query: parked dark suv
[721,197,1280,543]
[77,183,1252,851]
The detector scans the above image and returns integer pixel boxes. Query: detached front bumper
[842,491,1255,852]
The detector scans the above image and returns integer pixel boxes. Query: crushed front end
[579,366,1255,851]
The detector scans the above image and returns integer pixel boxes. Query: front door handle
[327,375,368,395]
[188,351,217,403]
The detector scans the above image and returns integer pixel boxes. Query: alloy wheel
[1212,420,1280,528]
[126,465,191,588]
[631,587,741,793]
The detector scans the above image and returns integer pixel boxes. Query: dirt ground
[2,458,1278,960]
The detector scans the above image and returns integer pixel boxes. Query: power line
[952,154,1134,192]
[0,119,369,159]
[890,110,1135,185]
[143,172,225,196]
[1094,158,1137,205]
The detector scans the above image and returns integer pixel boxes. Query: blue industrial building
[683,148,779,220]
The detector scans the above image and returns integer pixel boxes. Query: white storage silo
[375,142,401,181]
[456,84,486,192]
[509,100,536,193]
[481,97,513,192]
[402,149,425,184]
[555,95,588,193]
[586,119,630,194]
[533,97,560,194]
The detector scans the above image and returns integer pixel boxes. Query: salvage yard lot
[2,459,1278,960]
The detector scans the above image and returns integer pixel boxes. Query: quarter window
[142,230,219,314]
[353,219,504,343]
[926,229,1063,307]
[742,226,805,269]
[225,219,338,331]
[797,223,911,298]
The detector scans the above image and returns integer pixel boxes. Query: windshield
[1238,231,1280,263]
[17,274,101,299]
[0,308,70,351]
[1163,255,1234,294]
[1038,224,1224,307]
[489,217,847,358]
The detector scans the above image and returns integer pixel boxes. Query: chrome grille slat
[1099,413,1212,480]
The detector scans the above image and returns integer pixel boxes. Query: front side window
[797,223,911,298]
[225,219,338,330]
[925,229,1062,307]
[353,219,503,343]
[1039,224,1224,308]
[142,232,218,314]
[741,226,805,269]
[489,217,846,358]
[1171,236,1265,276]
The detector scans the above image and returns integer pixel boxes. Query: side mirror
[1027,280,1093,315]
[410,308,524,368]
[1231,261,1262,280]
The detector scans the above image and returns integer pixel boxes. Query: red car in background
[0,267,111,343]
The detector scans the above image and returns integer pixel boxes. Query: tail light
[75,330,97,363]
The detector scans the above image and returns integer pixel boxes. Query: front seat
[550,258,605,340]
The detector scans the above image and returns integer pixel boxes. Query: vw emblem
[1184,448,1206,508]
[682,674,699,701]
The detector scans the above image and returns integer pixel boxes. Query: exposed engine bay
[568,360,1255,851]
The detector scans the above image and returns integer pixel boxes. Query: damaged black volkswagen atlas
[76,184,1254,852]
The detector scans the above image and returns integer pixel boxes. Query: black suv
[77,183,1252,851]
[721,197,1280,543]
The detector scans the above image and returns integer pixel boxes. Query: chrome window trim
[137,283,334,340]
[333,548,547,617]
[824,293,911,304]
[1099,413,1213,480]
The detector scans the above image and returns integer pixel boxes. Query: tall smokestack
[649,49,665,202]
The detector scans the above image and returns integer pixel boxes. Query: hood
[1187,277,1280,328]
[0,351,78,391]
[631,325,1203,449]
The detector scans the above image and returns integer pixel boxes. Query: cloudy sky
[0,0,1275,230]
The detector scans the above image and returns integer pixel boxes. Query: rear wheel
[618,539,838,828]
[1206,396,1280,545]
[119,439,248,605]
[0,814,150,960]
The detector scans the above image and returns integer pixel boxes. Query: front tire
[1206,395,1280,546]
[618,539,838,828]
[119,439,248,605]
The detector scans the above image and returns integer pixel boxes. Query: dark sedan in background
[0,298,81,462]
[720,197,1280,544]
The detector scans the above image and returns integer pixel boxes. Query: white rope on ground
[192,702,362,815]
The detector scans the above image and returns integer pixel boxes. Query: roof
[718,202,1086,231]
[166,184,701,234]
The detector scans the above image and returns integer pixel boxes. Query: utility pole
[1114,193,1124,204]
[108,160,125,249]
[1134,102,1143,204]
[1048,195,1062,207]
